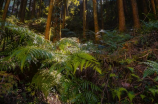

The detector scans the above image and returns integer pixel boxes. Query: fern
[9,46,55,71]
[0,22,102,104]
[61,78,101,104]
[142,60,158,78]
[113,87,127,101]
[31,70,62,97]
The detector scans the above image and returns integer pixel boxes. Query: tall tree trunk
[62,0,66,29]
[83,0,86,38]
[131,0,140,29]
[39,0,42,17]
[93,0,99,42]
[18,0,24,18]
[32,0,36,18]
[2,0,10,21]
[142,0,148,14]
[118,0,126,32]
[2,0,11,52]
[45,0,54,40]
[123,0,128,15]
[11,0,15,14]
[80,0,83,17]
[156,0,158,16]
[151,0,156,17]
[100,0,104,29]
[16,0,20,17]
[0,0,5,11]
[86,0,89,29]
[29,0,32,17]
[20,0,28,23]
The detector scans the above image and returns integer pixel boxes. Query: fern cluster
[0,22,102,103]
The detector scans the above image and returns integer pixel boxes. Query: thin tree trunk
[83,0,86,38]
[39,0,42,17]
[100,0,104,29]
[2,0,11,51]
[93,0,99,42]
[11,0,15,14]
[86,0,89,29]
[118,0,126,32]
[123,0,128,15]
[32,0,36,18]
[29,0,32,17]
[151,0,156,17]
[16,0,20,17]
[18,0,24,18]
[45,0,54,40]
[2,0,10,21]
[0,0,5,11]
[62,0,66,29]
[131,0,140,29]
[156,0,158,16]
[142,0,148,15]
[20,0,28,23]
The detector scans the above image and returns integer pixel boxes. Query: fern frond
[32,69,62,97]
[142,60,158,78]
[10,46,55,71]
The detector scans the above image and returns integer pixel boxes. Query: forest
[1,0,158,103]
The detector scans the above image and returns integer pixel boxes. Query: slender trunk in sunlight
[83,0,86,39]
[93,0,99,42]
[100,0,104,30]
[45,0,55,40]
[62,0,66,29]
[2,0,10,21]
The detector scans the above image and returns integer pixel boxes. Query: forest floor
[1,18,158,103]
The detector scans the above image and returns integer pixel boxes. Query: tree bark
[20,0,28,23]
[131,0,140,29]
[32,0,36,18]
[2,0,11,51]
[83,0,86,38]
[0,0,5,11]
[29,0,32,17]
[62,0,66,29]
[45,0,55,40]
[100,0,104,29]
[11,0,16,14]
[16,0,20,17]
[39,0,42,17]
[156,0,158,15]
[142,0,148,15]
[151,0,156,17]
[93,0,99,42]
[118,0,126,32]
[2,0,10,21]
[18,0,23,18]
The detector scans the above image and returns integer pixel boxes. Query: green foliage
[0,23,102,104]
[100,30,132,52]
[32,70,62,97]
[61,78,100,104]
[127,91,135,102]
[0,71,18,98]
[141,20,158,33]
[142,60,158,78]
[149,88,158,97]
[113,87,127,101]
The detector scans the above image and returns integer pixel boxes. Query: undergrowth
[0,19,158,103]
